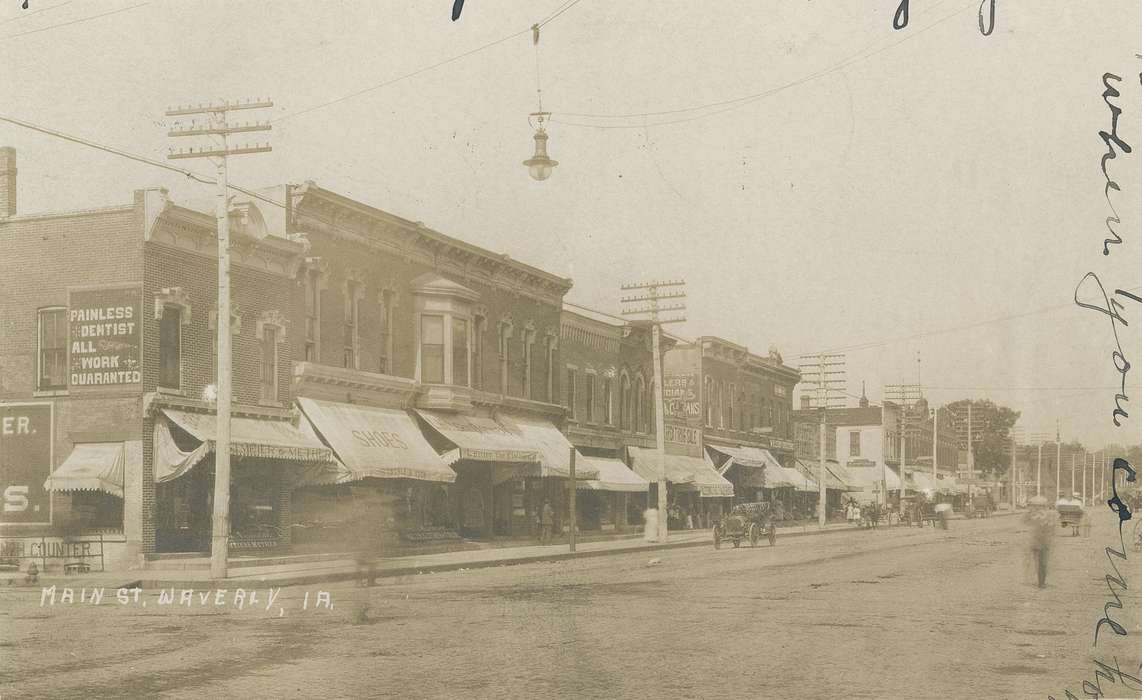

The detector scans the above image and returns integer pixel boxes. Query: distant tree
[945,399,1021,478]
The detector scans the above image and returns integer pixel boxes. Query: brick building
[0,148,324,571]
[558,306,664,532]
[282,182,586,546]
[662,336,799,523]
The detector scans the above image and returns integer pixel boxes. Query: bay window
[420,315,445,384]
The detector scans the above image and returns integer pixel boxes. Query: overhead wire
[550,0,975,129]
[273,0,589,124]
[0,1,72,26]
[1,1,148,40]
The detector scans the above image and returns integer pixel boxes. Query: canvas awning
[706,443,780,472]
[493,413,598,479]
[153,408,337,483]
[576,456,649,492]
[907,470,939,493]
[760,463,805,489]
[296,398,455,484]
[844,464,903,493]
[43,443,125,498]
[628,447,733,497]
[414,409,540,465]
[795,459,847,491]
[826,462,863,492]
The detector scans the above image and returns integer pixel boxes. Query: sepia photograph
[1,1,1141,698]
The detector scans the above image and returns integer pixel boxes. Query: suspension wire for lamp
[533,23,544,113]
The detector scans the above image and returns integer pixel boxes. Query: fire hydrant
[25,562,39,585]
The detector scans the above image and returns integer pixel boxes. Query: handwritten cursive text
[1074,273,1142,427]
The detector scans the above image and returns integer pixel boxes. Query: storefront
[628,446,732,530]
[413,408,597,539]
[574,455,649,532]
[291,398,458,552]
[151,408,337,553]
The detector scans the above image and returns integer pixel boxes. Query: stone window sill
[33,389,69,398]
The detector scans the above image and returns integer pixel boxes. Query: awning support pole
[568,447,576,553]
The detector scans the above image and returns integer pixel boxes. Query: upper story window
[257,311,286,404]
[498,316,514,395]
[452,316,469,387]
[411,273,479,388]
[634,375,645,434]
[378,288,395,374]
[544,331,558,402]
[159,305,182,390]
[153,287,190,392]
[37,307,67,391]
[603,376,614,425]
[343,278,362,370]
[585,372,597,423]
[566,368,578,420]
[303,268,321,363]
[420,315,445,383]
[704,376,714,427]
[727,383,736,431]
[620,373,631,430]
[521,323,536,400]
[472,311,486,390]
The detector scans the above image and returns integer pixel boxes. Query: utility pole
[931,405,939,479]
[884,383,920,517]
[621,280,685,544]
[1010,437,1016,510]
[1037,443,1043,497]
[1070,452,1075,498]
[801,353,846,526]
[1055,422,1061,501]
[1082,452,1088,506]
[167,98,272,580]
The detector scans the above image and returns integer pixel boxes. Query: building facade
[663,336,800,522]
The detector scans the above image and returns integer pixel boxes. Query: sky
[2,0,1142,450]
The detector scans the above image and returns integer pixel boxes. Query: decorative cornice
[292,183,572,306]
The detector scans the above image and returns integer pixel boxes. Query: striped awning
[576,456,649,492]
[628,447,733,497]
[44,443,125,498]
[154,409,337,483]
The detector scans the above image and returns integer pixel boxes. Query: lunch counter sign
[68,287,142,387]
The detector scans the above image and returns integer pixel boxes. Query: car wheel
[713,527,721,550]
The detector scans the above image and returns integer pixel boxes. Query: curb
[97,511,1024,590]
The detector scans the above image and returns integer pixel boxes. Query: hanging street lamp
[524,111,558,181]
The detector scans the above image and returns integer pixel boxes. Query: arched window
[634,374,645,433]
[620,373,631,430]
[704,376,714,427]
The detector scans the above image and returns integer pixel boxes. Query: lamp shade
[523,128,558,181]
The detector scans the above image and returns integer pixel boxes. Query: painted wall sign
[664,372,700,419]
[0,403,52,525]
[68,286,142,387]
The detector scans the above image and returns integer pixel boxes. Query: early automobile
[713,502,777,549]
[1055,496,1086,537]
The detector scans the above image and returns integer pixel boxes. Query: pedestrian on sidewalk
[539,500,554,546]
[643,507,659,542]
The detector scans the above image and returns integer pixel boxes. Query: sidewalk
[18,513,1019,591]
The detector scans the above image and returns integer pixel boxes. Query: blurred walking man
[1024,496,1054,588]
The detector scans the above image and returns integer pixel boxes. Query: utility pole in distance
[621,279,685,544]
[167,98,273,580]
[799,353,846,527]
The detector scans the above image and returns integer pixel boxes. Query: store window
[158,305,182,390]
[704,376,714,427]
[850,431,861,457]
[420,315,445,383]
[545,332,558,402]
[521,324,535,399]
[620,373,631,430]
[499,319,513,394]
[37,307,67,390]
